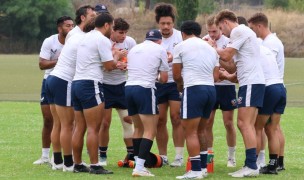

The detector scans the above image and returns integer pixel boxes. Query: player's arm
[216,47,236,62]
[219,58,236,74]
[219,69,238,83]
[158,71,168,84]
[172,63,183,92]
[39,57,57,70]
[213,66,220,82]
[103,52,120,71]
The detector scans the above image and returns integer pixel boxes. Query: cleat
[33,156,50,165]
[176,170,203,179]
[170,158,183,167]
[230,166,259,178]
[89,166,113,174]
[132,167,154,177]
[52,163,63,170]
[73,164,90,173]
[201,168,208,177]
[162,158,169,166]
[227,158,236,167]
[259,165,278,175]
[63,165,74,172]
[277,165,285,171]
[99,157,107,166]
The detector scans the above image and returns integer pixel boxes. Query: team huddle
[33,2,286,179]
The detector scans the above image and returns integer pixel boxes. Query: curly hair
[154,3,177,23]
[113,18,129,31]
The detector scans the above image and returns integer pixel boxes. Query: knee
[224,120,235,131]
[101,119,111,130]
[170,114,181,127]
[157,117,167,128]
[237,120,246,131]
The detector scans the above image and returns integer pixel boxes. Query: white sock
[175,147,184,159]
[160,155,168,161]
[258,150,265,162]
[228,146,236,159]
[135,158,145,171]
[42,148,50,158]
[90,163,100,166]
[207,147,213,151]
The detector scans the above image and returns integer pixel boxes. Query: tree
[175,0,199,28]
[1,0,74,40]
[289,0,304,12]
[264,0,289,9]
[0,0,73,53]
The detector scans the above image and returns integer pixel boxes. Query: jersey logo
[222,45,227,49]
[173,42,179,47]
[40,97,45,102]
[231,99,237,106]
[51,49,57,54]
[237,97,243,105]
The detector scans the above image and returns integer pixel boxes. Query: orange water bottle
[186,157,191,172]
[207,150,214,173]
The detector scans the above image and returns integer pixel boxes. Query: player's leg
[50,104,63,169]
[260,113,280,174]
[117,109,134,162]
[277,124,285,170]
[257,129,267,167]
[98,108,112,166]
[222,110,237,167]
[33,80,53,165]
[56,105,74,170]
[205,110,215,152]
[72,110,90,172]
[255,115,269,164]
[169,100,185,167]
[156,102,169,164]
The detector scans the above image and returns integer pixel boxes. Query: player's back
[126,40,168,88]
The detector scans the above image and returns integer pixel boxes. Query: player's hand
[116,61,127,71]
[167,51,173,63]
[206,38,217,48]
[219,68,230,81]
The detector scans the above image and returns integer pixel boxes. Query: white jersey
[73,29,113,82]
[173,37,219,88]
[161,28,183,83]
[126,40,169,88]
[39,34,63,79]
[227,24,265,86]
[259,45,283,86]
[51,32,85,82]
[103,36,136,85]
[203,34,235,86]
[262,33,285,82]
[66,26,82,42]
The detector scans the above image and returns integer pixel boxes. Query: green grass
[0,102,303,179]
[0,55,303,179]
[0,55,304,106]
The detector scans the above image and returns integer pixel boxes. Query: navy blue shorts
[45,75,72,106]
[71,80,104,111]
[237,84,265,108]
[125,86,158,116]
[40,79,49,105]
[103,82,127,109]
[259,84,286,115]
[213,85,237,111]
[156,82,181,104]
[181,85,216,119]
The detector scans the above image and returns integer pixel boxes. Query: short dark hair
[237,16,248,26]
[83,17,96,33]
[248,12,268,27]
[180,20,201,37]
[215,9,237,25]
[56,16,73,27]
[113,18,129,31]
[75,5,94,25]
[154,3,176,23]
[95,13,113,28]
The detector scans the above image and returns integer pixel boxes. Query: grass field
[0,55,304,179]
